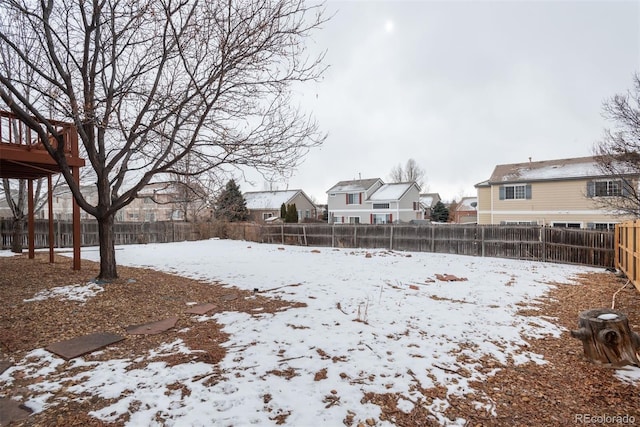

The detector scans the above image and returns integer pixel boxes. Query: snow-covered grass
[1,239,639,426]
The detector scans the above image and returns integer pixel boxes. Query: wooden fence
[1,219,615,268]
[0,219,262,249]
[261,224,615,268]
[615,220,640,291]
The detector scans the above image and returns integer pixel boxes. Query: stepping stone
[220,293,238,302]
[0,361,12,375]
[45,332,125,360]
[0,398,32,426]
[185,303,217,315]
[125,317,178,335]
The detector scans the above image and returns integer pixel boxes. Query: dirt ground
[1,253,639,427]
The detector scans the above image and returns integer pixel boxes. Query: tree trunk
[11,217,24,253]
[570,308,640,367]
[97,213,118,280]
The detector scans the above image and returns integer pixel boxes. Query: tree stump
[570,308,640,367]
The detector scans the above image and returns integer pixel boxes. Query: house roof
[486,156,632,184]
[368,182,416,202]
[244,190,304,210]
[456,196,478,211]
[327,178,382,193]
[419,193,440,208]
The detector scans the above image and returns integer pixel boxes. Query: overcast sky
[242,0,640,203]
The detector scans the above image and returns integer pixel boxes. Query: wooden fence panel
[1,219,615,269]
[615,220,640,291]
[262,223,613,267]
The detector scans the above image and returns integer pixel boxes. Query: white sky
[3,240,639,425]
[241,0,640,203]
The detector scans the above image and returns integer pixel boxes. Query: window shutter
[499,186,505,200]
[345,194,348,204]
[389,214,393,223]
[359,193,362,204]
[622,179,632,196]
[586,181,595,197]
[525,184,532,199]
[370,214,373,224]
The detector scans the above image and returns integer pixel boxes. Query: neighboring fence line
[1,219,615,268]
[615,220,640,291]
[261,224,615,268]
[0,218,262,249]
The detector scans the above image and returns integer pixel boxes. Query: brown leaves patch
[0,253,303,426]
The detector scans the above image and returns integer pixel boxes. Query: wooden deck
[0,110,84,179]
[0,110,85,270]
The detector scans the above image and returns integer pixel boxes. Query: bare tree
[0,7,52,253]
[388,158,427,190]
[0,0,327,279]
[593,73,640,217]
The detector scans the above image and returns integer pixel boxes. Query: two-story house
[244,189,316,223]
[6,182,209,222]
[475,156,638,229]
[326,178,421,224]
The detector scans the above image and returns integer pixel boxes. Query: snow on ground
[1,239,638,426]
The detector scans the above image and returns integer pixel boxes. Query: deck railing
[0,110,78,156]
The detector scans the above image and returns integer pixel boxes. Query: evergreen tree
[286,203,298,223]
[431,201,449,222]
[214,180,248,222]
[280,203,287,219]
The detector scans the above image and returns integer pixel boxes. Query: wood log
[570,308,640,367]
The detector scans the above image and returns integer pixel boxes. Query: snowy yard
[1,239,639,426]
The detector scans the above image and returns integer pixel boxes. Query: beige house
[243,189,316,223]
[475,156,638,229]
[2,182,210,222]
[327,178,422,224]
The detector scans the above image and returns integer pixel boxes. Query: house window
[552,222,581,229]
[500,184,531,200]
[263,212,273,220]
[592,223,617,231]
[589,180,623,197]
[347,193,361,205]
[372,213,392,224]
[413,201,420,210]
[348,216,360,224]
[373,203,389,209]
[501,221,538,225]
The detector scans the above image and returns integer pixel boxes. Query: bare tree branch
[0,0,328,278]
[593,73,640,216]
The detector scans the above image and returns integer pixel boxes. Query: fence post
[281,223,284,245]
[430,225,435,253]
[390,224,394,250]
[353,225,357,247]
[541,227,547,263]
[332,224,335,248]
[481,226,485,257]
